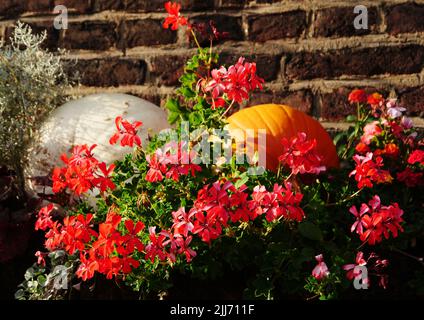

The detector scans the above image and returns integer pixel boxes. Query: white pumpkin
[25,93,170,196]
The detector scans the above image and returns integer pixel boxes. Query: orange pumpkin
[227,104,339,172]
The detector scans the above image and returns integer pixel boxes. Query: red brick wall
[1,0,424,123]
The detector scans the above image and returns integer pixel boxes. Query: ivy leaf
[165,99,181,113]
[37,275,47,287]
[179,87,196,99]
[188,112,203,125]
[234,173,249,189]
[168,112,180,125]
[298,222,323,241]
[14,289,25,300]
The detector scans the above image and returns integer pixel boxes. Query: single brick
[285,45,424,80]
[62,21,117,50]
[215,0,247,9]
[189,14,243,46]
[150,54,189,86]
[53,0,93,13]
[386,3,424,35]
[120,19,177,48]
[92,0,124,11]
[125,0,214,12]
[26,0,51,12]
[398,86,424,117]
[248,90,313,114]
[75,58,146,87]
[247,11,307,42]
[0,0,26,18]
[314,6,378,37]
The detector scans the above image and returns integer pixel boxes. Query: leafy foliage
[16,4,424,301]
[0,22,74,197]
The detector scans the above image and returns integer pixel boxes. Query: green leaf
[14,289,25,300]
[48,250,65,260]
[346,115,357,122]
[37,275,47,287]
[234,173,249,189]
[298,222,323,241]
[188,112,203,125]
[168,112,180,125]
[179,87,196,99]
[165,99,180,113]
[333,132,346,145]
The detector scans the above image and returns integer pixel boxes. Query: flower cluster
[109,116,143,148]
[408,150,424,166]
[52,144,116,195]
[349,153,392,189]
[248,183,305,222]
[348,89,423,190]
[36,207,145,281]
[187,181,304,244]
[343,252,389,289]
[145,219,197,264]
[145,142,202,183]
[312,251,389,289]
[278,132,326,175]
[205,57,264,107]
[349,195,404,245]
[395,149,424,187]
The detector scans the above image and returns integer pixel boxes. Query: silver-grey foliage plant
[0,22,72,197]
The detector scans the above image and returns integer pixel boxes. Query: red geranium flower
[349,196,404,245]
[145,142,202,183]
[360,121,382,145]
[145,227,168,262]
[374,143,400,158]
[355,142,370,154]
[76,253,99,281]
[312,254,330,281]
[278,132,326,175]
[397,167,423,187]
[408,149,424,166]
[163,2,188,30]
[367,92,384,106]
[172,207,195,237]
[109,116,143,148]
[35,251,47,267]
[35,204,54,231]
[145,153,166,183]
[94,162,116,192]
[343,251,367,281]
[349,153,392,189]
[205,57,264,105]
[175,235,197,263]
[348,89,367,104]
[349,203,369,235]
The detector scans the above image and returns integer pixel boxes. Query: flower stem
[190,29,202,50]
[391,247,424,267]
[326,188,363,207]
[219,100,235,120]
